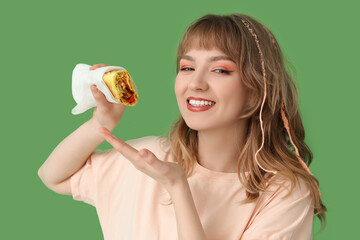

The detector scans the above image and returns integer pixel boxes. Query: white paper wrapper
[71,63,128,115]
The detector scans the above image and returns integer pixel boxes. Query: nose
[188,71,208,91]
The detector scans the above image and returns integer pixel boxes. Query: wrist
[166,176,188,197]
[89,117,116,132]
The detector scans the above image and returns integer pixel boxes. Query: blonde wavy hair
[164,13,327,230]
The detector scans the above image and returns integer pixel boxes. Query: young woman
[38,13,327,239]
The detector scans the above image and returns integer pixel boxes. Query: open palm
[99,127,186,190]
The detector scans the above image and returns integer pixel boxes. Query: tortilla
[102,70,138,106]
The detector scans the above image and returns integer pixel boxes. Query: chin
[182,116,214,132]
[179,106,218,131]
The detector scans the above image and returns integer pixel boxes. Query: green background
[1,0,358,239]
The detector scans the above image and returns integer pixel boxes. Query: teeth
[189,99,215,106]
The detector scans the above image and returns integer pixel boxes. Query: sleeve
[241,177,314,240]
[70,149,113,207]
[69,136,163,208]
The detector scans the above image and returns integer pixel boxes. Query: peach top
[71,136,314,240]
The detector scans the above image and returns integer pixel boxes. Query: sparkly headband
[240,19,322,197]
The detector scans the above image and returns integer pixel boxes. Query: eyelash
[180,67,232,75]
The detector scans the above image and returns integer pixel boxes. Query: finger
[99,127,163,171]
[99,127,164,168]
[90,85,108,108]
[89,64,109,70]
[99,127,140,161]
[89,64,102,70]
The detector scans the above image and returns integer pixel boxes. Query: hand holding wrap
[71,63,139,115]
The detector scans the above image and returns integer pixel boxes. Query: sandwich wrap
[71,63,139,115]
[102,69,138,106]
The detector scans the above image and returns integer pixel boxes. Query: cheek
[174,79,183,107]
[174,77,180,97]
[174,77,187,113]
[174,76,185,97]
[220,81,249,106]
[218,80,242,97]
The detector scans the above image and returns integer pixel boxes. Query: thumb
[90,85,108,107]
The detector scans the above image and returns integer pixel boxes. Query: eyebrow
[180,55,236,64]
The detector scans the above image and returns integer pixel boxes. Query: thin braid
[280,102,322,197]
[241,18,322,197]
[280,103,311,173]
[241,19,277,175]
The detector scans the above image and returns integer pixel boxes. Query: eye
[180,67,194,71]
[213,69,233,75]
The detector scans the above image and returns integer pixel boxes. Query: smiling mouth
[187,99,216,106]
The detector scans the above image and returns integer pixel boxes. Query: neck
[196,119,249,173]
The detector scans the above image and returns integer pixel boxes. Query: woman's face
[175,48,250,131]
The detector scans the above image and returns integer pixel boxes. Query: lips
[186,100,216,112]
